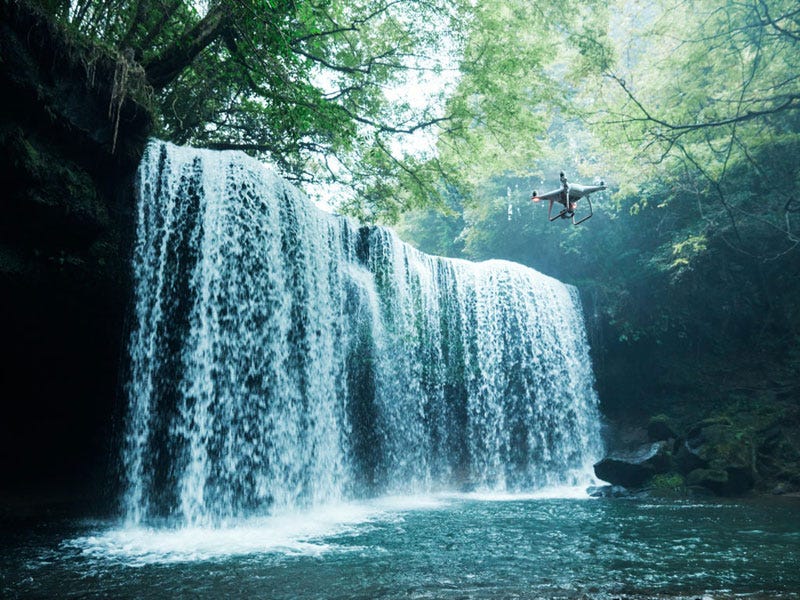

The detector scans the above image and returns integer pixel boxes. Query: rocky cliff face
[0,1,151,509]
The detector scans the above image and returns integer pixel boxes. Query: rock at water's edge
[593,441,672,488]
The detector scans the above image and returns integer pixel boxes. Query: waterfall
[123,141,602,526]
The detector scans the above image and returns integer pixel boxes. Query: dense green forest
[12,0,800,494]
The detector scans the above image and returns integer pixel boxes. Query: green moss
[695,415,734,430]
[647,472,686,497]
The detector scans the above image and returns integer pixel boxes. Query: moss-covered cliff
[0,0,151,509]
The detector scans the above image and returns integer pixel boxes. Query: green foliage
[36,0,453,217]
[36,0,608,222]
[647,473,686,497]
[586,0,800,262]
[32,0,799,419]
[398,0,800,420]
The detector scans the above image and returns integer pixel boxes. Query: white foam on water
[67,495,452,566]
[64,489,605,566]
[440,484,594,502]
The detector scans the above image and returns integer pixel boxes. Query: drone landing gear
[547,196,593,225]
[547,199,568,221]
[572,195,593,225]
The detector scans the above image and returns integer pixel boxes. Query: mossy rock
[685,419,755,472]
[646,472,687,498]
[647,414,677,442]
[687,468,729,494]
[675,440,707,474]
[687,416,734,438]
[1,129,108,247]
[686,465,754,496]
[756,415,800,490]
[672,415,758,495]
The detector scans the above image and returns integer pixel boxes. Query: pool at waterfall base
[3,493,799,599]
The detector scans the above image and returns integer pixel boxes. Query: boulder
[678,418,756,495]
[771,482,795,496]
[593,441,672,487]
[647,414,677,442]
[756,421,800,491]
[687,468,729,494]
[675,439,707,473]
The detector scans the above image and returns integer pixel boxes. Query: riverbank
[595,396,800,499]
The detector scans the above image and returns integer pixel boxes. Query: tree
[33,0,461,215]
[33,0,610,221]
[585,0,800,262]
[392,0,800,427]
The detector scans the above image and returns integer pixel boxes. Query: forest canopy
[27,0,800,230]
[35,0,604,221]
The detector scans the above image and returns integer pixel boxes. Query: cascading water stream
[123,141,603,527]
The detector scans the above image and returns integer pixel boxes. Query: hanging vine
[108,47,144,154]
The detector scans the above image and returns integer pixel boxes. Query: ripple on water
[3,495,799,599]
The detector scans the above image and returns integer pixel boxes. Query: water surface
[3,494,799,599]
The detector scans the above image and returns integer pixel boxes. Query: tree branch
[609,73,800,132]
[143,2,230,90]
[756,0,800,42]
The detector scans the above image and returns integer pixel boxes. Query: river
[3,493,799,599]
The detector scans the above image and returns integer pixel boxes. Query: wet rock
[593,441,672,487]
[675,439,707,473]
[771,482,794,495]
[725,465,756,494]
[687,468,729,494]
[756,420,800,490]
[686,466,753,496]
[0,1,151,502]
[586,484,630,498]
